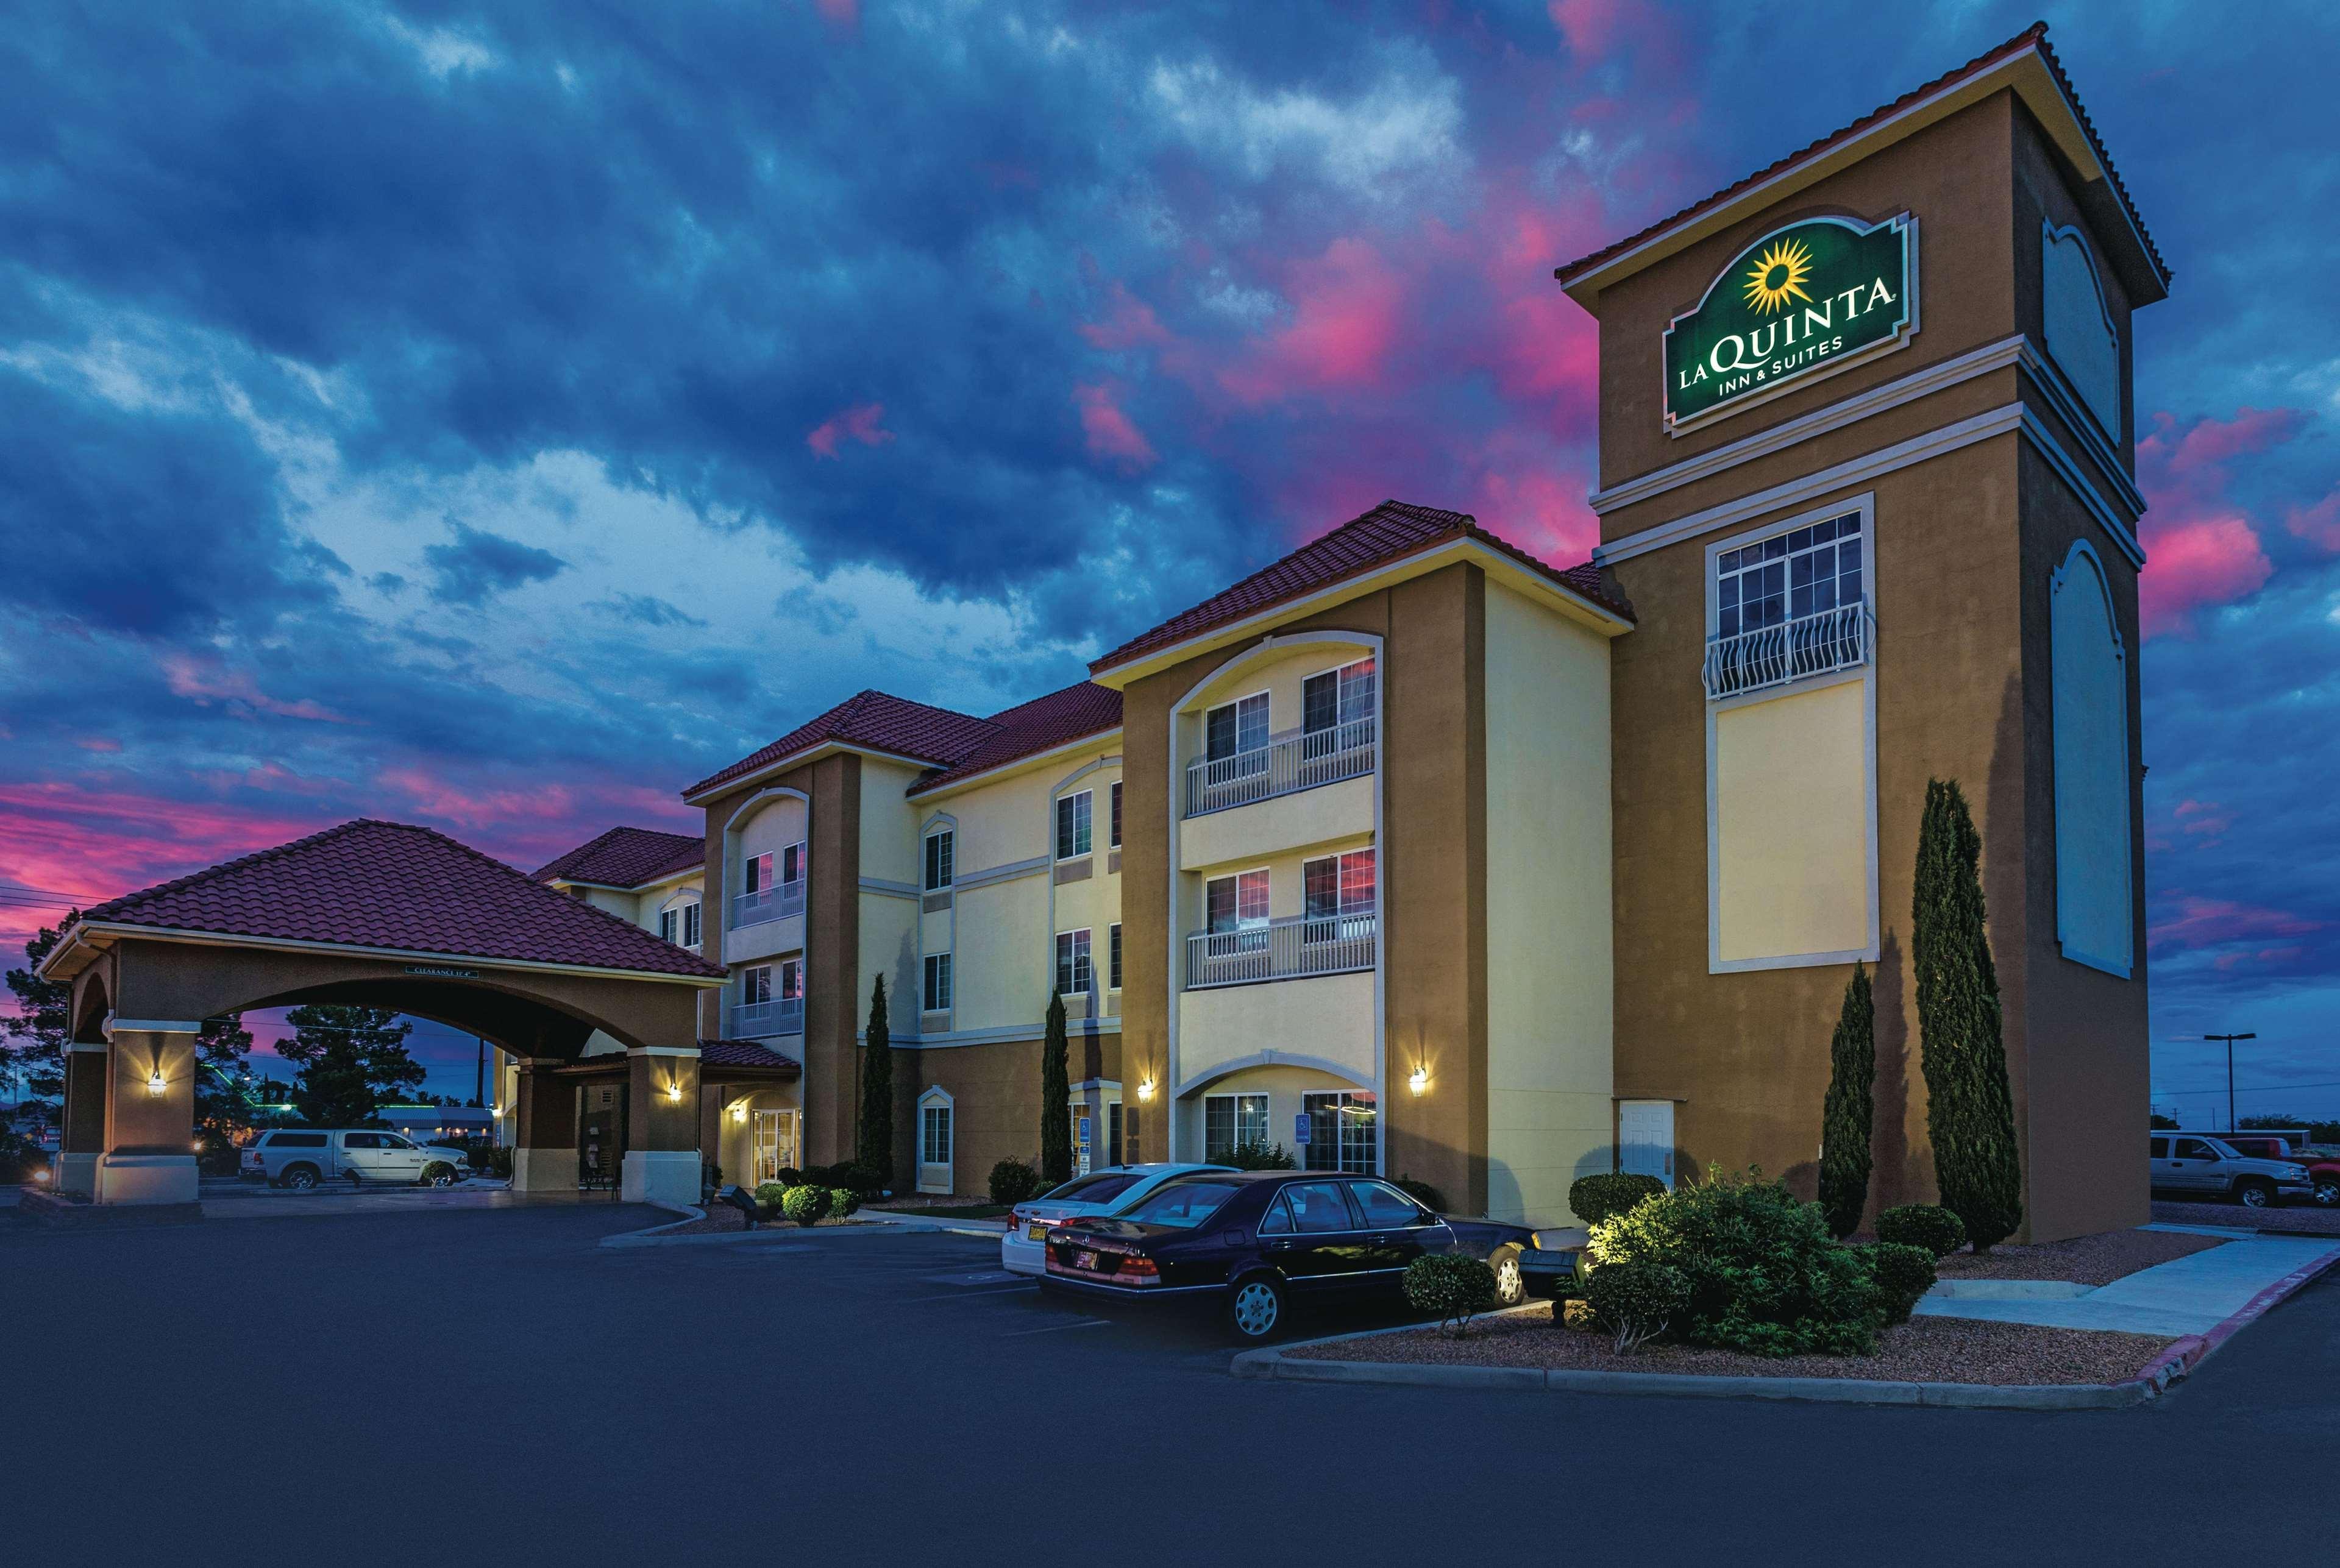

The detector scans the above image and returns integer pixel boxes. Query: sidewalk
[1915,1233,2340,1337]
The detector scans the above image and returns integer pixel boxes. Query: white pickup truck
[241,1129,470,1190]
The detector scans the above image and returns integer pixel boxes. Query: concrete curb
[599,1215,959,1249]
[2130,1238,2340,1390]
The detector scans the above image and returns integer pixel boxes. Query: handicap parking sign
[1293,1112,1311,1145]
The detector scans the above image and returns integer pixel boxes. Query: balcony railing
[1184,910,1377,990]
[1185,717,1375,818]
[1702,603,1874,701]
[728,996,805,1039]
[731,878,806,929]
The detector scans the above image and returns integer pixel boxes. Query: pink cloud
[2170,798,2233,840]
[1073,381,1158,471]
[1547,0,1627,58]
[1470,458,1598,565]
[162,654,351,723]
[2149,895,2324,956]
[806,402,893,458]
[1079,281,1174,352]
[2286,489,2340,552]
[1220,238,1407,403]
[2134,408,2305,635]
[2138,517,2272,637]
[813,0,857,27]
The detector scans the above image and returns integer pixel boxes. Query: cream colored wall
[736,792,807,871]
[1483,581,1616,1226]
[1174,639,1377,764]
[1179,774,1371,873]
[858,761,924,887]
[1177,970,1373,1092]
[1172,1062,1366,1165]
[1173,837,1373,954]
[855,761,926,1027]
[1712,676,1873,964]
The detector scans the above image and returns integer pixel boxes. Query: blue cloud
[423,522,567,604]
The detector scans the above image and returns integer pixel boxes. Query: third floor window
[923,829,954,891]
[1056,790,1092,860]
[1716,513,1863,639]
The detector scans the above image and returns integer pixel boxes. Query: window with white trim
[1054,929,1092,996]
[1109,923,1122,992]
[744,852,773,895]
[681,901,701,948]
[1715,514,1863,638]
[920,1102,952,1166]
[922,952,953,1012]
[923,829,954,892]
[1056,790,1092,860]
[778,957,802,1000]
[1204,870,1270,934]
[1302,849,1376,938]
[1204,692,1269,762]
[1110,781,1122,848]
[1303,1090,1377,1174]
[1302,657,1376,752]
[1203,1093,1269,1162]
[659,907,680,945]
[742,964,772,1005]
[781,840,806,885]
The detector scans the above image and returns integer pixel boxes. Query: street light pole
[2200,1032,2258,1132]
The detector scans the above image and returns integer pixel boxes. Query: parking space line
[903,1283,1037,1301]
[998,1318,1110,1337]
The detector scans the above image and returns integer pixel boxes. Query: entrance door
[1620,1101,1675,1188]
[752,1109,800,1183]
[579,1087,628,1189]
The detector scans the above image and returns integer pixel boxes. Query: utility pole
[2200,1032,2258,1132]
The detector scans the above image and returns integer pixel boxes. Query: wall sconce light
[731,1101,747,1123]
[1137,1078,1156,1102]
[147,1069,167,1095]
[1407,1066,1429,1097]
[665,1080,684,1104]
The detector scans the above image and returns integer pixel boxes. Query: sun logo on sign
[1742,237,1815,314]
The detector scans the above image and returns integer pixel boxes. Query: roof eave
[681,738,959,807]
[1554,43,2167,310]
[906,725,1126,801]
[47,920,728,987]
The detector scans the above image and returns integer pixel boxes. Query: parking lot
[8,1200,2339,1562]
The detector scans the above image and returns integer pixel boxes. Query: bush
[1403,1254,1498,1336]
[1222,1139,1295,1171]
[828,1187,860,1219]
[802,1160,885,1196]
[754,1181,790,1215]
[471,1146,514,1180]
[1865,1242,1938,1326]
[1389,1175,1446,1213]
[1584,1170,1888,1357]
[989,1158,1043,1205]
[781,1185,832,1226]
[772,1166,802,1188]
[1581,1255,1691,1353]
[1875,1204,1967,1259]
[1570,1172,1666,1226]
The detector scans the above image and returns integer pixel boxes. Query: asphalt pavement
[6,1199,2335,1564]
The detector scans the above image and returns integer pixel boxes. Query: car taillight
[1119,1254,1158,1279]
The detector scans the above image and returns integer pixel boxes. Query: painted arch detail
[2050,540,2135,977]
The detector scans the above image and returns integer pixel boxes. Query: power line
[2151,1079,2340,1097]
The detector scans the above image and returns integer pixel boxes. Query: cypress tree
[857,975,894,1189]
[1912,778,2023,1251]
[1039,990,1072,1187]
[1818,962,1874,1240]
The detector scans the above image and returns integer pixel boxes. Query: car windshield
[1115,1178,1243,1229]
[1039,1172,1142,1207]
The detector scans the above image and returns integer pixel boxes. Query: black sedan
[1039,1169,1538,1341]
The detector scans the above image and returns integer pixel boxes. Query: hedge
[1570,1172,1665,1227]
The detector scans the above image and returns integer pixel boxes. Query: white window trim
[1108,921,1123,993]
[1704,493,1881,974]
[922,951,954,1012]
[1054,927,1094,996]
[1204,867,1273,931]
[923,827,955,892]
[916,1085,955,1192]
[1203,1090,1270,1160]
[1202,689,1272,758]
[1055,789,1094,861]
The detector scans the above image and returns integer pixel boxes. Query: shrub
[1865,1241,1938,1326]
[1569,1172,1666,1227]
[781,1185,832,1226]
[1582,1255,1690,1353]
[989,1158,1043,1205]
[1875,1204,1967,1259]
[802,1160,885,1196]
[828,1187,859,1219]
[772,1166,802,1188]
[1403,1254,1498,1336]
[1584,1169,1888,1357]
[1389,1174,1446,1213]
[753,1181,790,1215]
[472,1146,514,1180]
[1222,1139,1295,1171]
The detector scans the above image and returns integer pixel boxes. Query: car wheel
[2315,1179,2340,1208]
[282,1164,320,1191]
[2237,1179,2275,1208]
[1490,1246,1526,1308]
[1227,1275,1287,1342]
[421,1162,460,1188]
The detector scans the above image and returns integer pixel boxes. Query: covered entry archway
[36,820,727,1209]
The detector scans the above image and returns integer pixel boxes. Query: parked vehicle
[241,1129,470,1190]
[1001,1163,1236,1277]
[2147,1135,2311,1208]
[1039,1169,1536,1340]
[2215,1136,2340,1206]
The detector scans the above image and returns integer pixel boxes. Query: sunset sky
[2,2,2335,1116]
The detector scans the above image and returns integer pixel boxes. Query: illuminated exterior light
[1137,1079,1155,1102]
[1408,1066,1429,1097]
[731,1102,747,1122]
[665,1080,683,1103]
[148,1070,167,1095]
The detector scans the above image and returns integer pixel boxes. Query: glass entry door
[752,1109,801,1182]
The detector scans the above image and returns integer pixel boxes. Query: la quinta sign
[1663,213,1916,433]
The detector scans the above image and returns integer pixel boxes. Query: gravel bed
[1933,1227,2226,1285]
[867,1194,1000,1211]
[653,1207,870,1236]
[2151,1200,2340,1236]
[1284,1304,2174,1385]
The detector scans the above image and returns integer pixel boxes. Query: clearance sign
[1663,213,1916,432]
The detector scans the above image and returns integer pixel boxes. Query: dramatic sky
[2,1,2335,1114]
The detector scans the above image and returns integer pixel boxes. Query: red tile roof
[696,1039,803,1074]
[1088,499,1631,675]
[1553,24,2169,292]
[73,819,725,978]
[534,825,704,889]
[683,689,1003,800]
[908,681,1123,796]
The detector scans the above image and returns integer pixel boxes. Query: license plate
[1028,1223,1050,1241]
[1076,1249,1100,1270]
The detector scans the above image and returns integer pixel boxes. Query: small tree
[1818,962,1874,1239]
[278,1005,424,1127]
[1912,779,2022,1251]
[857,975,894,1190]
[1039,991,1072,1187]
[3,917,76,1123]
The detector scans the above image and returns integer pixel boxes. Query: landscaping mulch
[870,1200,1011,1219]
[2152,1200,2340,1236]
[1284,1304,2175,1386]
[654,1206,870,1235]
[1933,1227,2227,1285]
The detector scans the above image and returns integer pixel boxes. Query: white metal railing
[1185,717,1375,817]
[1184,910,1377,990]
[728,996,805,1038]
[730,878,806,929]
[1702,603,1874,700]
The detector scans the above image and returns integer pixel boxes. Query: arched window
[2050,541,2134,976]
